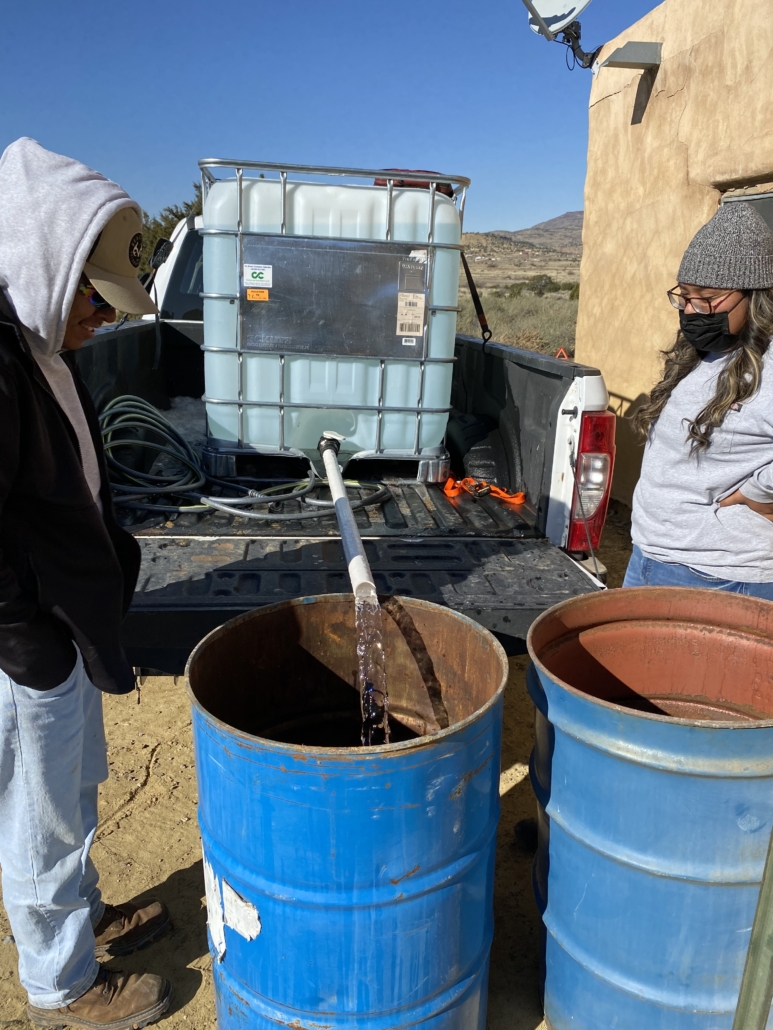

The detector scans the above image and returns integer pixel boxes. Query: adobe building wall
[574,0,773,503]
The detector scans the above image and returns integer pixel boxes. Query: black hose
[98,396,390,521]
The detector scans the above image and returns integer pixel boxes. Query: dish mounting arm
[559,20,602,70]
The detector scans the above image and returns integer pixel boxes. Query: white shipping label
[243,264,273,288]
[222,880,262,940]
[396,292,425,336]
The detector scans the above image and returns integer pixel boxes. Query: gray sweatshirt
[0,138,143,509]
[632,345,773,582]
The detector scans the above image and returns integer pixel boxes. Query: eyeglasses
[667,286,746,316]
[77,280,113,310]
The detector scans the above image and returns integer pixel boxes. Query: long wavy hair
[632,288,773,450]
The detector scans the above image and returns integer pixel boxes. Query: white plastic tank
[201,169,464,460]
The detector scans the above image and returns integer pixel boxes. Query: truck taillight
[566,410,616,554]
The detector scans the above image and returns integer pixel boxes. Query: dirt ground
[0,510,633,1030]
[596,500,634,592]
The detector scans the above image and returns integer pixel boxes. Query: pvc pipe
[318,435,377,600]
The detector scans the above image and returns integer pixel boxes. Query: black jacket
[0,298,140,693]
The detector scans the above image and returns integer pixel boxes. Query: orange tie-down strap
[443,477,526,504]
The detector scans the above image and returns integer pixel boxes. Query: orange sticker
[247,288,269,301]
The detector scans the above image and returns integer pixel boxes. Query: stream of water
[355,596,390,745]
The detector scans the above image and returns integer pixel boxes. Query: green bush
[527,274,556,296]
[493,282,525,300]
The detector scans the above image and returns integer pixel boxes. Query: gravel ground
[0,511,633,1030]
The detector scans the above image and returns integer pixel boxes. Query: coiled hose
[98,396,391,521]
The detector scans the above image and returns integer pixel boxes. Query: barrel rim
[526,586,773,729]
[184,593,509,755]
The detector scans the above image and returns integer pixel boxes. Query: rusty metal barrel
[186,594,508,1029]
[527,587,773,1030]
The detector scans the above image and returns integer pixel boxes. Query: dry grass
[457,287,579,357]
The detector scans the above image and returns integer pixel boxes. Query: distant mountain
[459,212,584,288]
[531,211,584,232]
[491,211,584,253]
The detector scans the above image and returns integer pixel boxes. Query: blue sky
[0,1,656,232]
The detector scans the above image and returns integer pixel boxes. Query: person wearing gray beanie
[677,201,773,292]
[623,200,773,593]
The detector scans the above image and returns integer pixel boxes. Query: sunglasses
[77,280,113,311]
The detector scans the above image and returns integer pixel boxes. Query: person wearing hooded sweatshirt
[0,139,171,1027]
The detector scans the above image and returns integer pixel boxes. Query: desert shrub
[530,275,582,296]
[527,274,563,296]
[493,282,525,300]
[456,288,578,357]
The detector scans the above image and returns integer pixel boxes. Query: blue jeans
[623,545,773,599]
[0,649,107,1008]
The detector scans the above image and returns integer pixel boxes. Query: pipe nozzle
[317,431,345,458]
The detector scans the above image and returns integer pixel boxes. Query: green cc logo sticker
[244,264,272,288]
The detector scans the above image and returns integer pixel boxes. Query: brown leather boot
[93,898,171,957]
[26,966,171,1029]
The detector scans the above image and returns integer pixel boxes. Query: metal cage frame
[198,159,471,467]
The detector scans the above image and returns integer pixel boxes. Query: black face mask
[679,310,739,354]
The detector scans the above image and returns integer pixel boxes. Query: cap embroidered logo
[128,233,143,268]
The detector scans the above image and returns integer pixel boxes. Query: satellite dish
[519,0,601,69]
[525,0,595,36]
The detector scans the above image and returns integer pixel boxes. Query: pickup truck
[76,211,614,675]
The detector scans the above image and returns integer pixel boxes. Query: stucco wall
[575,0,773,503]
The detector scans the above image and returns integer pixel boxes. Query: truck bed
[126,532,597,672]
[78,322,602,672]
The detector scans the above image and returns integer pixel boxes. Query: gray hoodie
[0,138,142,506]
[632,346,773,582]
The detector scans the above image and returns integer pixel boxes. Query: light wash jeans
[623,544,773,599]
[0,649,108,1008]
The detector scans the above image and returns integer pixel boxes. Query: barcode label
[396,291,425,336]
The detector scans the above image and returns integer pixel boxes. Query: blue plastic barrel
[527,587,773,1030]
[186,594,508,1029]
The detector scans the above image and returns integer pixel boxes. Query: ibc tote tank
[199,161,469,471]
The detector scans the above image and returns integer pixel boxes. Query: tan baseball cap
[83,206,158,315]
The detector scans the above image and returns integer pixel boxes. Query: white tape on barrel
[203,857,226,960]
[223,880,262,940]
